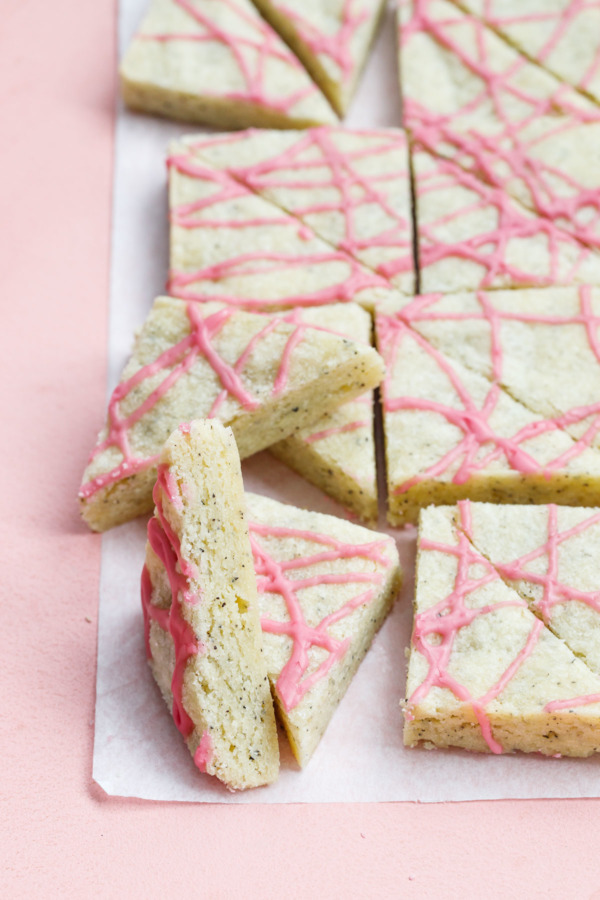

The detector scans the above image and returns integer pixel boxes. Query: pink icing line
[272,0,369,86]
[184,127,413,283]
[137,0,318,115]
[80,304,310,499]
[193,730,214,772]
[546,692,600,713]
[474,0,600,94]
[488,504,600,623]
[377,286,600,491]
[408,500,540,754]
[414,147,597,289]
[249,521,392,712]
[141,468,206,741]
[400,0,600,249]
[304,418,370,445]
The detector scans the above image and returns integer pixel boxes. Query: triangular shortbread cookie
[173,128,415,295]
[405,503,600,756]
[250,0,387,116]
[455,0,600,107]
[79,298,384,531]
[375,296,600,525]
[120,0,337,129]
[412,144,600,293]
[401,286,600,454]
[142,420,279,790]
[245,491,401,766]
[168,144,396,311]
[398,0,600,251]
[270,303,378,521]
[459,502,600,680]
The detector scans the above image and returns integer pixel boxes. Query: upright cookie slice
[250,0,387,116]
[454,0,600,107]
[141,420,279,790]
[79,298,385,531]
[174,128,415,295]
[270,303,378,521]
[404,503,600,757]
[120,0,337,129]
[246,492,401,766]
[412,144,600,293]
[375,296,600,525]
[168,146,396,311]
[398,0,600,251]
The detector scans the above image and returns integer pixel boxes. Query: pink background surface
[4,0,600,895]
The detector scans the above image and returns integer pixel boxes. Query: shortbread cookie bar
[398,0,600,251]
[142,420,279,790]
[270,303,377,521]
[375,296,600,525]
[250,0,386,116]
[401,287,600,455]
[455,0,600,107]
[174,127,415,295]
[79,298,385,531]
[404,503,600,756]
[246,492,401,766]
[412,144,600,293]
[460,502,600,680]
[120,0,337,129]
[168,145,397,311]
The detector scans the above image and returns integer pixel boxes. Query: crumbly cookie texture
[120,0,337,129]
[245,491,401,766]
[402,287,600,454]
[375,295,600,526]
[79,297,385,531]
[269,303,378,521]
[404,503,600,757]
[174,127,415,295]
[141,420,279,790]
[455,0,600,107]
[461,502,600,680]
[168,142,397,311]
[250,0,386,116]
[398,0,600,252]
[412,144,600,293]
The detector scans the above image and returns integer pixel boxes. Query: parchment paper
[92,0,600,802]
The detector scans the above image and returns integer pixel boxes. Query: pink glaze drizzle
[137,0,320,115]
[193,730,214,771]
[168,150,388,309]
[472,0,600,97]
[267,0,370,89]
[413,146,597,290]
[249,520,392,712]
[377,286,600,492]
[399,0,600,249]
[180,128,414,285]
[409,500,542,753]
[80,304,312,499]
[141,468,207,744]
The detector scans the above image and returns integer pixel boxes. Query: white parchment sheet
[93,0,600,802]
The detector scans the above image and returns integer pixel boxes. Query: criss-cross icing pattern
[136,0,323,116]
[268,0,370,90]
[376,300,600,495]
[399,0,600,249]
[249,520,392,711]
[80,304,314,499]
[457,0,600,103]
[409,500,539,752]
[168,149,389,309]
[412,146,600,292]
[181,128,414,290]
